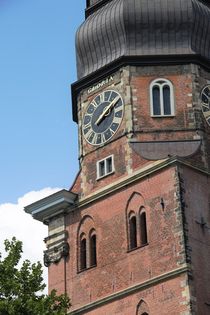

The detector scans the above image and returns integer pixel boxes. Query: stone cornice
[24,189,77,223]
[69,264,189,315]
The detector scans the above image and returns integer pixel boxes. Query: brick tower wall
[76,64,210,200]
[180,165,210,314]
[49,164,192,314]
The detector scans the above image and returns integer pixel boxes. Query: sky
[0,0,85,286]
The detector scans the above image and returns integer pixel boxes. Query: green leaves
[0,237,70,315]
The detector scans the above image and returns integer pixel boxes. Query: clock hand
[203,110,210,118]
[95,95,120,125]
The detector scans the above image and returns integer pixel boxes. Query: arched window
[129,214,137,249]
[78,216,97,272]
[89,231,97,267]
[136,299,149,315]
[80,235,87,270]
[140,208,148,246]
[150,78,175,116]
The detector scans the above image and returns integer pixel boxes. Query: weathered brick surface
[49,163,210,314]
[180,166,210,314]
[48,260,66,295]
[69,274,190,315]
[76,64,210,199]
[48,165,191,313]
[48,63,210,314]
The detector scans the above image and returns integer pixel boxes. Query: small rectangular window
[97,155,114,179]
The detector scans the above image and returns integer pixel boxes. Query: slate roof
[76,0,210,79]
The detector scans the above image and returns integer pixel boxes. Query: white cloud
[0,187,61,291]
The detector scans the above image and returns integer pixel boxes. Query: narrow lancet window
[129,215,137,249]
[90,234,97,267]
[152,86,161,115]
[140,210,148,246]
[80,237,87,270]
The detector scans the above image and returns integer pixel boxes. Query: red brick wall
[48,260,66,295]
[56,165,191,313]
[77,64,210,199]
[69,274,190,315]
[131,73,192,132]
[47,64,210,313]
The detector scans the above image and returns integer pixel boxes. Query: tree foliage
[0,237,70,315]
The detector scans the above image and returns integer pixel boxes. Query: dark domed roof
[76,0,210,79]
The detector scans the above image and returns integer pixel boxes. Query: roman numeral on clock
[83,90,124,146]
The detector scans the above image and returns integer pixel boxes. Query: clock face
[200,85,210,126]
[82,90,124,146]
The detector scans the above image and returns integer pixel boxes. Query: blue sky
[0,1,85,281]
[0,0,85,204]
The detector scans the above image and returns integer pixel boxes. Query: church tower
[25,0,210,314]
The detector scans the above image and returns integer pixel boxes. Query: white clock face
[82,90,124,146]
[200,85,210,126]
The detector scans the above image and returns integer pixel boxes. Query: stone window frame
[96,154,115,180]
[150,78,175,117]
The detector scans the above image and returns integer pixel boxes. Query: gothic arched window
[150,78,175,116]
[129,213,137,249]
[89,230,97,267]
[139,208,148,246]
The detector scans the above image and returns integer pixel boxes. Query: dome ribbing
[76,0,210,79]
